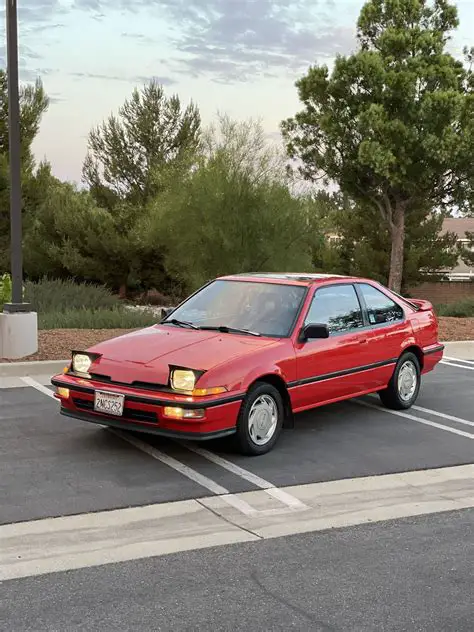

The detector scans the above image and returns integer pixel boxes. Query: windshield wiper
[164,318,200,330]
[199,325,261,337]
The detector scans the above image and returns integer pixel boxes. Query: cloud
[70,71,176,86]
[0,1,67,83]
[120,32,157,45]
[0,0,65,28]
[74,0,357,82]
[0,41,56,82]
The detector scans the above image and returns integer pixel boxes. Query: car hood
[85,325,280,385]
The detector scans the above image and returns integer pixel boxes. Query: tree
[0,71,49,270]
[68,80,202,296]
[316,195,459,288]
[146,115,319,292]
[24,178,174,294]
[83,79,201,208]
[459,232,474,268]
[281,0,474,292]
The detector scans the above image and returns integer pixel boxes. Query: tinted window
[304,284,363,334]
[359,283,404,324]
[164,280,306,337]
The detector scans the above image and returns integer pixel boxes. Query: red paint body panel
[52,274,444,440]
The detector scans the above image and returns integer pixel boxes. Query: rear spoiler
[389,289,433,312]
[406,298,434,312]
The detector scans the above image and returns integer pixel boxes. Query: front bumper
[51,374,243,440]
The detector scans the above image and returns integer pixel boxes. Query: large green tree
[57,79,202,296]
[83,79,201,208]
[146,115,319,292]
[24,177,176,294]
[282,0,474,292]
[313,194,459,288]
[0,71,49,271]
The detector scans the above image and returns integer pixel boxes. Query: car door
[353,282,413,390]
[292,283,369,410]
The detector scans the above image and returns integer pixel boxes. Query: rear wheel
[234,382,284,456]
[378,352,421,410]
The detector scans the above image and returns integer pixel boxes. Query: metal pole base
[0,310,38,359]
[3,303,32,314]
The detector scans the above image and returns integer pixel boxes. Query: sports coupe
[51,273,444,455]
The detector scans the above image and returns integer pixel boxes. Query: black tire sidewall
[235,382,284,455]
[391,352,421,408]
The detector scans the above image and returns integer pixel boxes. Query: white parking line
[354,399,474,439]
[410,405,474,428]
[180,442,309,511]
[110,429,258,516]
[24,376,300,516]
[441,360,474,371]
[20,376,56,398]
[443,356,474,365]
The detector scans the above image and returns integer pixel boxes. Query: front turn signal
[192,386,227,397]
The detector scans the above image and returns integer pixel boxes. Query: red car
[51,273,444,455]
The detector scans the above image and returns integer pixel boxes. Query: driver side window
[304,284,364,335]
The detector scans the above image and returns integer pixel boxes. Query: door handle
[359,338,368,344]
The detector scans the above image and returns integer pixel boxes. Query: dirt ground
[0,318,473,362]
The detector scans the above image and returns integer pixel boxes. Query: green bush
[38,307,159,330]
[436,299,474,318]
[24,277,120,312]
[0,273,12,308]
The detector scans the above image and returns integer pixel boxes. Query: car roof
[218,272,357,286]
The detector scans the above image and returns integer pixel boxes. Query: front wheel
[234,382,284,456]
[378,352,421,410]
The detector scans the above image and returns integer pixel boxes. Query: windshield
[164,280,307,337]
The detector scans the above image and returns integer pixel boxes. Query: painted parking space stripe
[110,429,259,516]
[24,376,305,516]
[365,393,474,429]
[410,404,474,429]
[180,442,309,511]
[355,399,474,439]
[440,360,474,371]
[20,376,57,397]
[443,356,474,365]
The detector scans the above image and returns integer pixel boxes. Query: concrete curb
[441,340,474,359]
[0,360,68,378]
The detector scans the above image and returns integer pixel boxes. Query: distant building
[440,217,474,280]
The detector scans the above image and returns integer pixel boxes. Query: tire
[234,382,284,456]
[378,352,421,410]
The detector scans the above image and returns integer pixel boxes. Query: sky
[0,0,473,184]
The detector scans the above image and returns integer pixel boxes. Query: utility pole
[0,0,38,359]
[4,0,28,312]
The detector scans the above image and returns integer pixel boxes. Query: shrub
[38,307,159,330]
[24,277,120,313]
[0,273,12,308]
[436,299,474,318]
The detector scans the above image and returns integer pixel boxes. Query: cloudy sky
[1,0,472,183]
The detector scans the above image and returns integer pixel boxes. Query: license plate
[94,391,125,416]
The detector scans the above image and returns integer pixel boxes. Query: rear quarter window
[358,284,404,324]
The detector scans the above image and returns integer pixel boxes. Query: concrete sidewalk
[441,340,474,360]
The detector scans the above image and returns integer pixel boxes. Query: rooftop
[222,272,350,284]
[441,217,474,239]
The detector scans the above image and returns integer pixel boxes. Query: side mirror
[299,322,329,342]
[160,307,174,320]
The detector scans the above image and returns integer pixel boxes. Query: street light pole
[4,0,29,312]
[0,0,37,360]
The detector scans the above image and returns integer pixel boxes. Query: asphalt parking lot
[1,354,473,631]
[1,356,473,526]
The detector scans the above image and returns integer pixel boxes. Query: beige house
[440,217,474,280]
